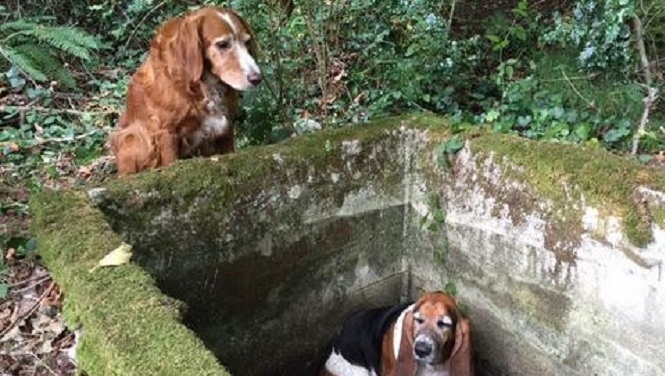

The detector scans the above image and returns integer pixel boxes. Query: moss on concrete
[470,134,665,247]
[99,114,450,243]
[28,114,448,376]
[30,190,229,376]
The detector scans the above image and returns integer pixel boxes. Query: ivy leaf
[486,34,502,43]
[444,282,457,297]
[485,109,501,122]
[517,115,531,126]
[433,208,446,224]
[405,43,418,57]
[603,126,631,143]
[444,135,464,154]
[435,244,447,262]
[574,123,592,140]
[24,238,37,252]
[637,154,653,164]
[437,136,464,169]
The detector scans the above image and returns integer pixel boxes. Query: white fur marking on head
[218,11,261,78]
[324,350,378,376]
[237,44,260,76]
[443,315,453,326]
[219,12,238,35]
[393,304,415,360]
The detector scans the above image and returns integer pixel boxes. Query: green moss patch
[30,190,229,376]
[470,134,665,247]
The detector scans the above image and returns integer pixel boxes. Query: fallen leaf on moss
[89,243,132,273]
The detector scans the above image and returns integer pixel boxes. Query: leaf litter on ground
[0,253,82,376]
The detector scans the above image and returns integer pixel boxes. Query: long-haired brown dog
[109,7,262,176]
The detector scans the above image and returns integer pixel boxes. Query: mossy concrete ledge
[30,190,230,376]
[30,114,665,376]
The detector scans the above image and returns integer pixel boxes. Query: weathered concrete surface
[407,133,665,376]
[91,121,415,376]
[36,114,665,376]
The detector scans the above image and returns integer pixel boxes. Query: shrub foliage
[0,0,663,157]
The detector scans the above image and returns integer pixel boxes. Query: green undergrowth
[30,190,229,376]
[471,134,665,247]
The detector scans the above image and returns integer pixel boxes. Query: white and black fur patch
[319,302,413,375]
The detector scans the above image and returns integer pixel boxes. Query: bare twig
[28,352,59,376]
[303,3,328,119]
[0,304,19,338]
[9,276,52,294]
[0,281,55,341]
[561,69,595,108]
[541,73,599,82]
[631,14,659,155]
[32,130,99,146]
[0,105,118,116]
[447,0,457,34]
[123,1,167,51]
[633,15,654,93]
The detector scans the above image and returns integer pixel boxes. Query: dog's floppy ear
[393,310,417,376]
[449,316,474,376]
[164,15,204,91]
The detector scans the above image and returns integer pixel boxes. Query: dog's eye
[437,320,451,328]
[216,40,231,50]
[414,317,424,325]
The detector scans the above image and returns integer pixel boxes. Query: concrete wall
[90,115,665,376]
[94,128,411,376]
[407,132,665,376]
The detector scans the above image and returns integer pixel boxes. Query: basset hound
[319,291,474,376]
[109,6,261,176]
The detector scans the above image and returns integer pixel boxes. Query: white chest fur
[415,362,450,376]
[201,115,230,136]
[182,73,234,155]
[323,350,378,376]
[182,114,230,156]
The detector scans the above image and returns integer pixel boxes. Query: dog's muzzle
[414,335,437,361]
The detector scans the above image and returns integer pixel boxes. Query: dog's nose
[248,72,262,86]
[414,340,433,358]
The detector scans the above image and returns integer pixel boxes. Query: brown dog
[109,6,262,176]
[319,291,474,376]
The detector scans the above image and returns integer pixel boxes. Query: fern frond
[19,25,100,61]
[0,20,40,33]
[0,45,48,81]
[50,26,101,51]
[14,44,76,88]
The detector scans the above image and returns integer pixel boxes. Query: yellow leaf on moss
[89,242,133,273]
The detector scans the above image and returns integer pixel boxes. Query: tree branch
[631,14,659,155]
[32,130,100,146]
[0,105,119,116]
